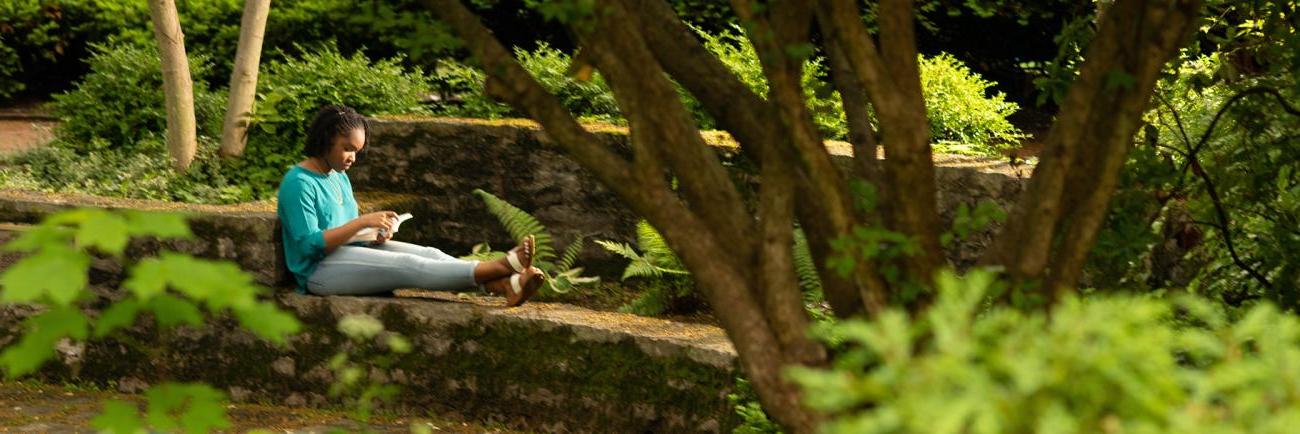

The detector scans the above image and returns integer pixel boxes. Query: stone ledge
[0,291,740,433]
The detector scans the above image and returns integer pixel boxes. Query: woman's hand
[357,211,399,232]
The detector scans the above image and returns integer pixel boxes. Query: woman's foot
[483,266,544,307]
[503,234,535,273]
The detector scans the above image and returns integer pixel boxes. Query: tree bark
[148,0,197,171]
[984,0,1204,299]
[219,0,272,158]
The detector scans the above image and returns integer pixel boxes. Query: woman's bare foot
[483,266,544,307]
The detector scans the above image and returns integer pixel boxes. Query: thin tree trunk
[984,0,1204,299]
[148,0,197,171]
[219,0,272,158]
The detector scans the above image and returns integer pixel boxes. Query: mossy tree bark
[148,0,197,171]
[425,0,1204,431]
[219,0,272,158]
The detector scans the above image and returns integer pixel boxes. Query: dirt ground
[0,381,520,433]
[0,120,55,155]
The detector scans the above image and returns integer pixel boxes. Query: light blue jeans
[306,241,481,295]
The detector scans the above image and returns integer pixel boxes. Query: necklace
[327,172,343,205]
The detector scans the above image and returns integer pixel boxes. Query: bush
[241,44,431,197]
[789,269,1300,433]
[920,53,1025,155]
[432,42,622,123]
[0,141,254,204]
[49,43,227,152]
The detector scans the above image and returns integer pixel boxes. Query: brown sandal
[503,235,535,274]
[483,266,544,307]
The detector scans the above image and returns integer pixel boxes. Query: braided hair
[304,104,369,158]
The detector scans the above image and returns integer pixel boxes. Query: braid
[304,104,369,158]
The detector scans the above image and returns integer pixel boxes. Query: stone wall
[355,117,1028,273]
[0,291,740,432]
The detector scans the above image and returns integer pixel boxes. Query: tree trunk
[424,0,1207,431]
[148,0,197,171]
[219,0,272,158]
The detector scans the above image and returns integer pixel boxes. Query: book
[348,213,413,244]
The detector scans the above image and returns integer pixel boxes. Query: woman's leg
[307,245,480,296]
[369,240,460,262]
[369,240,512,283]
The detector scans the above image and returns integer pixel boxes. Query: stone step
[0,290,740,432]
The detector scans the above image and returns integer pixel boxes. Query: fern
[793,227,823,294]
[472,189,556,263]
[557,234,588,272]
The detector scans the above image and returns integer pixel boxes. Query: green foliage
[940,200,1008,248]
[49,43,227,152]
[242,44,431,198]
[920,53,1026,155]
[328,313,411,425]
[727,377,782,434]
[0,208,302,432]
[469,189,599,295]
[433,43,621,123]
[596,220,698,316]
[694,25,847,140]
[0,0,462,102]
[3,42,430,204]
[789,268,1300,433]
[0,142,256,204]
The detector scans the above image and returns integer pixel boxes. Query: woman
[277,105,543,306]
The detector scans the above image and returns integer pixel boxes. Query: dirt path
[0,382,521,433]
[0,120,55,155]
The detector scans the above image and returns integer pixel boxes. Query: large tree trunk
[219,0,272,158]
[148,0,197,171]
[425,0,1206,431]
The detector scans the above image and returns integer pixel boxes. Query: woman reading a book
[277,105,543,306]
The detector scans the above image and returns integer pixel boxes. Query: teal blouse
[277,165,359,293]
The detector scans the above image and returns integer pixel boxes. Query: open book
[348,213,413,244]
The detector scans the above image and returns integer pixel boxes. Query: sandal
[483,266,544,307]
[504,234,535,274]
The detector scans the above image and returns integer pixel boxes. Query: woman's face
[324,128,365,172]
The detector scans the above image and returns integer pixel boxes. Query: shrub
[432,42,622,123]
[0,141,255,204]
[920,53,1026,155]
[49,43,227,152]
[789,269,1300,433]
[237,44,431,198]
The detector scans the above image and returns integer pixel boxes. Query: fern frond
[596,240,641,260]
[793,227,823,294]
[473,189,556,263]
[623,260,664,281]
[634,220,685,270]
[558,233,588,272]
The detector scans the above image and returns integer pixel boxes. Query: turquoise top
[277,165,359,293]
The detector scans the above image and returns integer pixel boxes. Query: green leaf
[122,210,193,239]
[145,383,230,434]
[0,245,90,306]
[1,225,72,253]
[95,299,143,338]
[77,209,130,255]
[472,189,556,263]
[123,258,167,301]
[234,303,301,345]
[90,400,145,434]
[147,295,203,328]
[0,306,90,378]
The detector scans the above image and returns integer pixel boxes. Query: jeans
[306,240,480,296]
